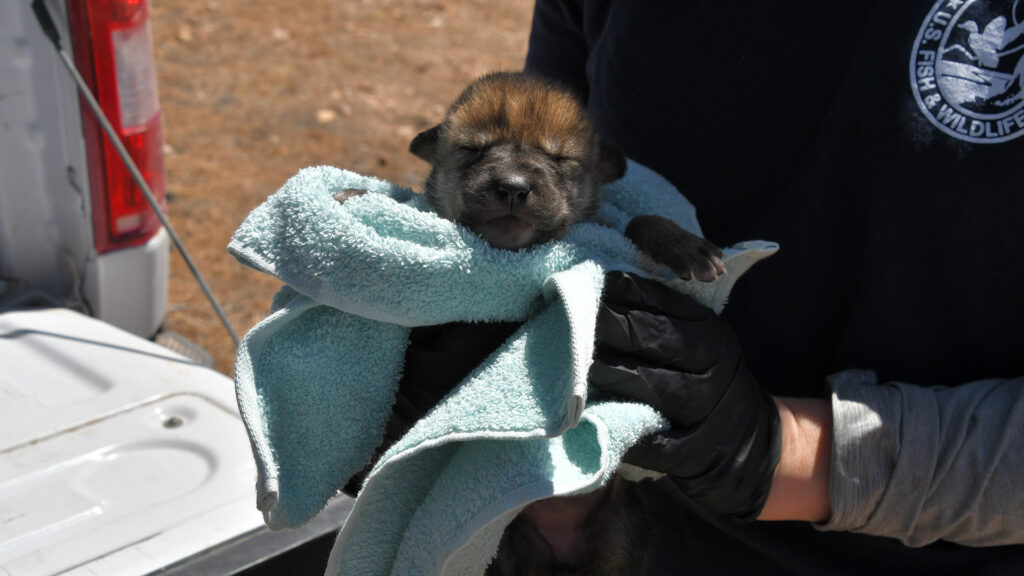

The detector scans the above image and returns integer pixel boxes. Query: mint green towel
[229,160,777,575]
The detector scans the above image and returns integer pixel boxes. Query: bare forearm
[757,397,832,522]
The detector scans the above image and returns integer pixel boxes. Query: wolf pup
[336,71,724,574]
[337,71,725,281]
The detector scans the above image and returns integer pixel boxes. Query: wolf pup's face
[410,72,625,250]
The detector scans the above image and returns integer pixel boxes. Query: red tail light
[68,0,167,254]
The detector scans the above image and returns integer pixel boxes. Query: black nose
[496,177,531,207]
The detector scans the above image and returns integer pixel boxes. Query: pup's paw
[625,215,726,282]
[334,188,368,204]
[660,236,726,282]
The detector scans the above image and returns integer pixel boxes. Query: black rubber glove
[589,271,780,522]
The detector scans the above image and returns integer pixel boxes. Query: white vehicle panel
[0,309,264,576]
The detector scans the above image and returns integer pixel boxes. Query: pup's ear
[410,125,442,164]
[596,142,627,184]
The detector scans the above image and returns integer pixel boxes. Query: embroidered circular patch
[910,0,1024,143]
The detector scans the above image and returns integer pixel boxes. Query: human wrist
[757,396,832,522]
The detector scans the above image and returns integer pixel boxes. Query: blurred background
[151,0,535,373]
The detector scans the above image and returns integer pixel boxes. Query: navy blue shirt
[526,0,1024,396]
[524,1,1024,573]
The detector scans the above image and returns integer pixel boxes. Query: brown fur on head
[410,71,626,250]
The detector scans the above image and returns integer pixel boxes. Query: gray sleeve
[814,369,1024,547]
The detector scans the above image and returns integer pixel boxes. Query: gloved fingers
[620,432,676,473]
[595,300,725,372]
[621,421,743,479]
[626,423,775,522]
[587,359,660,406]
[620,429,707,478]
[619,370,777,487]
[608,350,763,475]
[588,358,735,425]
[602,271,714,321]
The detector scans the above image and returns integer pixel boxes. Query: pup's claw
[670,239,727,283]
[676,254,726,283]
[712,254,727,276]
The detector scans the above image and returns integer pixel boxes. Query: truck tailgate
[0,308,350,576]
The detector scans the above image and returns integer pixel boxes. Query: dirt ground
[150,0,536,373]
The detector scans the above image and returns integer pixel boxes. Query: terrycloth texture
[229,160,777,575]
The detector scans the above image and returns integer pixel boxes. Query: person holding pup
[525,0,1024,573]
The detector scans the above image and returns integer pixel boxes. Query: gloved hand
[589,271,780,522]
